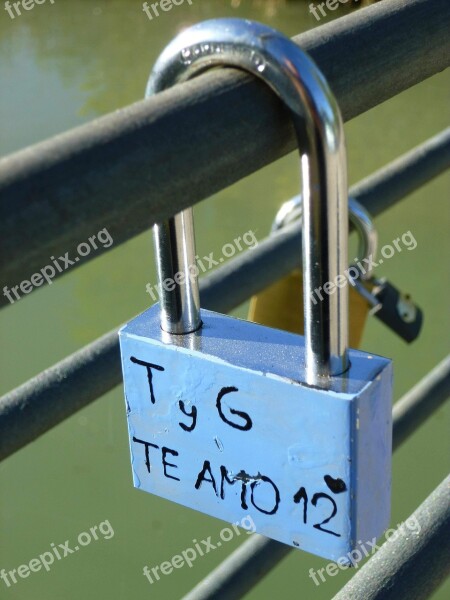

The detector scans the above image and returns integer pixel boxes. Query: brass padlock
[249,197,377,348]
[249,271,370,348]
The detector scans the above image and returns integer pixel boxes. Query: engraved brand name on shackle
[180,43,266,72]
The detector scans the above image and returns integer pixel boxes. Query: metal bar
[1,0,449,304]
[393,356,450,451]
[182,534,292,600]
[198,129,450,313]
[0,330,122,462]
[332,475,450,600]
[180,357,450,600]
[0,138,448,460]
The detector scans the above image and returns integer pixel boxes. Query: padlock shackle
[146,19,349,385]
[272,195,378,280]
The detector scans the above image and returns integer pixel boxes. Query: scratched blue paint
[119,305,392,562]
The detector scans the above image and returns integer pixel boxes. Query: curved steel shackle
[146,19,349,385]
[273,195,378,280]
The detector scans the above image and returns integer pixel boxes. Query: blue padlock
[119,19,392,562]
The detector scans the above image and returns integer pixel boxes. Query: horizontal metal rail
[0,133,449,461]
[182,357,450,600]
[0,0,449,303]
[332,475,450,600]
[200,129,450,313]
[392,358,450,451]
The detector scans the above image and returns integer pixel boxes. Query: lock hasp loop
[147,19,349,386]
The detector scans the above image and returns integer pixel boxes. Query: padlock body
[119,305,392,562]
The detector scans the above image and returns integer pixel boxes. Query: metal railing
[1,129,449,462]
[1,0,449,303]
[0,0,449,598]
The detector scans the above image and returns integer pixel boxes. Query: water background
[0,1,449,598]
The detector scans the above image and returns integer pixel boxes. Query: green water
[0,1,449,598]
